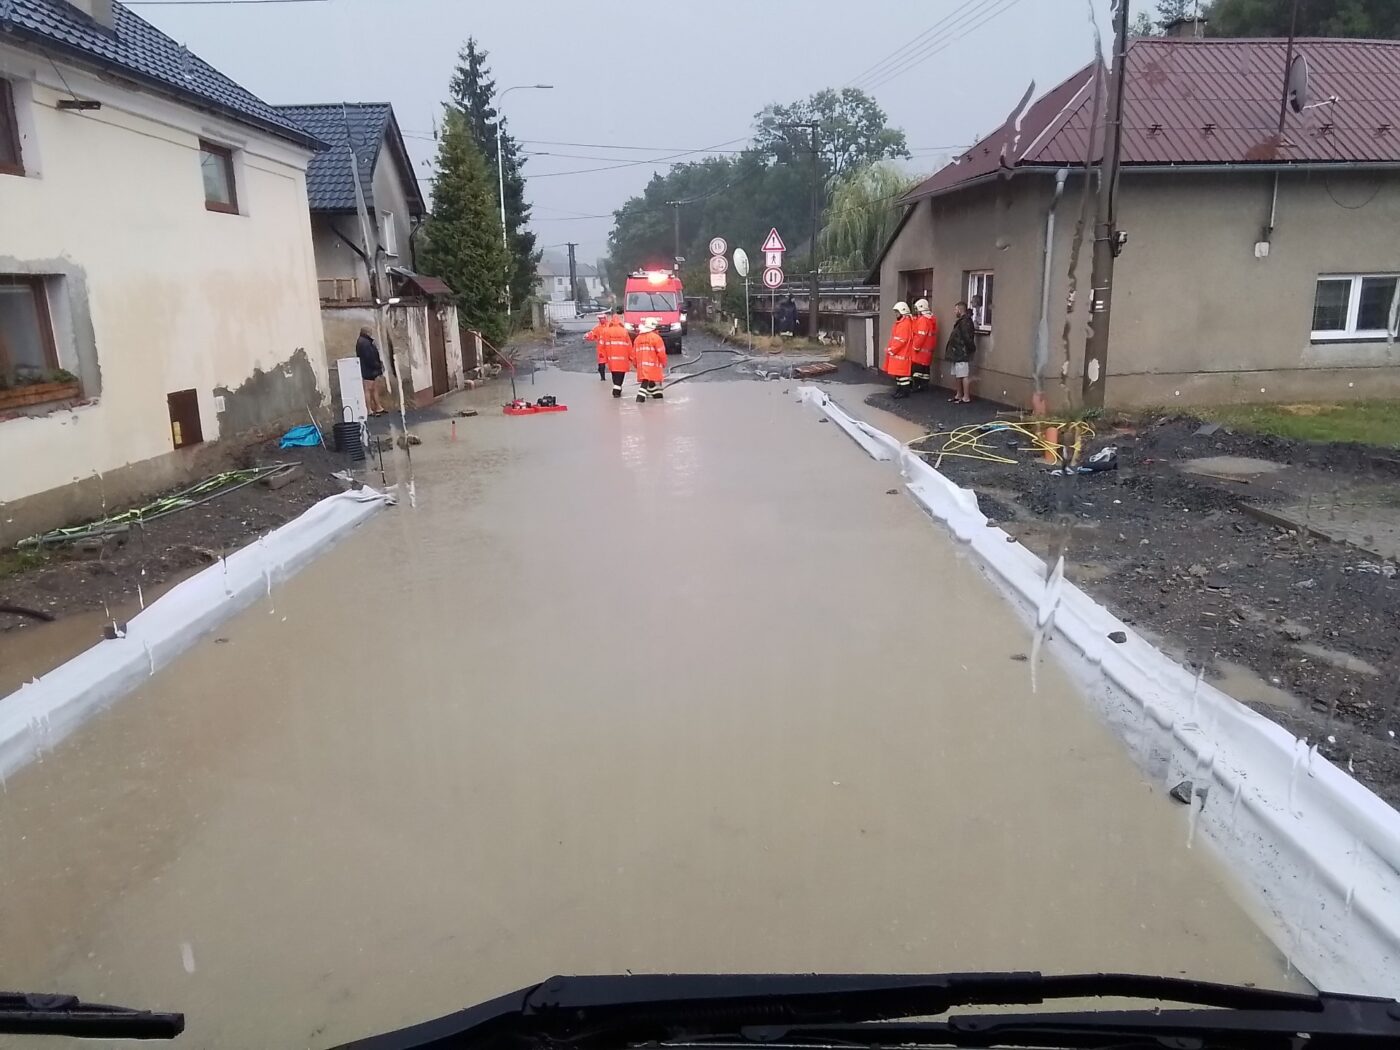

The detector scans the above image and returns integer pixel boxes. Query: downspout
[409,213,425,274]
[1033,168,1071,414]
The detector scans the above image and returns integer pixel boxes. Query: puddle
[1293,643,1382,677]
[1211,658,1305,711]
[1180,456,1289,480]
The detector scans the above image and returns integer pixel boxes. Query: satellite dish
[1286,53,1311,114]
[732,248,750,278]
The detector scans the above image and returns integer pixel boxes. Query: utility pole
[1276,0,1302,136]
[1080,0,1131,408]
[666,200,682,271]
[566,242,579,306]
[808,124,821,339]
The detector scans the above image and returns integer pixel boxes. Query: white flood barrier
[800,386,1400,996]
[0,487,392,781]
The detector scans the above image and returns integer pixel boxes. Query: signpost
[708,237,728,257]
[761,229,786,335]
[709,236,729,291]
[708,255,728,274]
[733,248,751,350]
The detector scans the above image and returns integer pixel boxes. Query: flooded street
[0,371,1296,1048]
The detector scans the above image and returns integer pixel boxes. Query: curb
[800,384,1400,997]
[0,487,393,781]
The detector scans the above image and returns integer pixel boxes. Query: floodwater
[0,371,1296,1048]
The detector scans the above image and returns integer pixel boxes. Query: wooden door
[900,269,933,307]
[428,310,448,397]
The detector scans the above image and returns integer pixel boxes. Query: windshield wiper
[0,991,184,1039]
[329,972,1400,1050]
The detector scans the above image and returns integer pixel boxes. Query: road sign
[761,228,786,253]
[710,271,727,290]
[708,237,727,256]
[708,255,728,274]
[762,266,784,290]
[764,250,783,269]
[732,248,750,278]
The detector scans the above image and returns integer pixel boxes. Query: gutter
[902,160,1400,205]
[0,27,326,152]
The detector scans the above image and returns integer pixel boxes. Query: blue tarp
[278,424,322,449]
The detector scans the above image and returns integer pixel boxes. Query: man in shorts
[945,300,978,404]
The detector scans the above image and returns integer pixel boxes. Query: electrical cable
[861,0,1029,94]
[847,0,1006,91]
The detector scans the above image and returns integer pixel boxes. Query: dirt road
[0,371,1295,1048]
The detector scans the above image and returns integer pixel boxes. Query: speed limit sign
[708,237,727,256]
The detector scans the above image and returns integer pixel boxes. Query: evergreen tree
[1206,0,1399,37]
[448,38,539,317]
[420,108,510,346]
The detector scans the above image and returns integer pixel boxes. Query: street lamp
[498,84,553,316]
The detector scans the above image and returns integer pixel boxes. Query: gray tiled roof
[274,103,389,212]
[0,1,321,149]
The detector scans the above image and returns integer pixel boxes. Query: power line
[860,0,1029,94]
[846,0,1001,91]
[527,136,750,179]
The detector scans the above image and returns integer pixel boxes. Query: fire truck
[622,270,686,354]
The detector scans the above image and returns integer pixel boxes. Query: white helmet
[914,298,931,314]
[640,318,659,332]
[893,301,910,316]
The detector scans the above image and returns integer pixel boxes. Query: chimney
[65,0,115,30]
[1163,15,1208,39]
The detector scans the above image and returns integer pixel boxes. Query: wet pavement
[0,370,1297,1048]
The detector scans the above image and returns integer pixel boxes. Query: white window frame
[966,270,994,332]
[1311,273,1400,341]
[380,211,398,257]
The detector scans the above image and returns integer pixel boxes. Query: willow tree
[817,162,916,274]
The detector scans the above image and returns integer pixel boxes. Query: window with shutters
[0,78,24,177]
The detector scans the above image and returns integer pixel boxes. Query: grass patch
[0,548,53,579]
[1198,401,1400,448]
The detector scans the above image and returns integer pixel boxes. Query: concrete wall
[321,301,461,417]
[0,44,326,541]
[1110,169,1400,405]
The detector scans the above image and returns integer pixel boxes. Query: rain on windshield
[1,0,1399,1047]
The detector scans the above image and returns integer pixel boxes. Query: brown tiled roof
[903,37,1400,203]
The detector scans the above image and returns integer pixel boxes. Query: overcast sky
[136,0,1148,262]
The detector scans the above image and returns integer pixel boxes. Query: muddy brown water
[0,373,1296,1048]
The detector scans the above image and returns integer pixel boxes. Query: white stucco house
[535,253,607,303]
[0,0,329,544]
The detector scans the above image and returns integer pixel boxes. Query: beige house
[0,0,328,544]
[273,102,471,409]
[872,35,1400,409]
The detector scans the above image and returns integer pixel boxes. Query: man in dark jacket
[356,326,387,416]
[945,301,978,404]
[775,297,798,336]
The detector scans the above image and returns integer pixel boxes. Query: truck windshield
[626,291,677,312]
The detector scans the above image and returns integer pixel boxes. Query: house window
[199,140,238,214]
[380,211,398,256]
[0,78,23,177]
[0,276,59,384]
[966,271,994,331]
[1312,274,1399,340]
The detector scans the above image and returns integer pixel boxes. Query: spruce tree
[448,38,539,316]
[420,108,509,346]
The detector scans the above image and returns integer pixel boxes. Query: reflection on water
[0,373,1298,1048]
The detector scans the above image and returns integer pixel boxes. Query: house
[872,33,1400,408]
[0,0,328,545]
[273,102,470,409]
[535,253,607,303]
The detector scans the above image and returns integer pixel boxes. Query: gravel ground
[867,385,1400,807]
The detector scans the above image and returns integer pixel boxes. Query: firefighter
[632,319,668,402]
[585,311,610,381]
[911,298,937,392]
[603,310,633,399]
[882,301,915,398]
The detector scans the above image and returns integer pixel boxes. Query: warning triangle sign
[761,228,786,253]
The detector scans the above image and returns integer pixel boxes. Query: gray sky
[137,0,1145,261]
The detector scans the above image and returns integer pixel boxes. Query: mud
[0,436,346,696]
[0,373,1298,1048]
[864,388,1400,808]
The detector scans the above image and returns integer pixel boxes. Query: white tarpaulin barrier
[800,385,1400,996]
[0,487,392,781]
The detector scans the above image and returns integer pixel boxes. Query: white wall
[0,45,327,506]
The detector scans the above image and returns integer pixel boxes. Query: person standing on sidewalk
[603,310,633,399]
[946,300,978,404]
[910,299,938,392]
[631,319,668,402]
[356,325,387,416]
[585,311,610,381]
[881,301,915,399]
